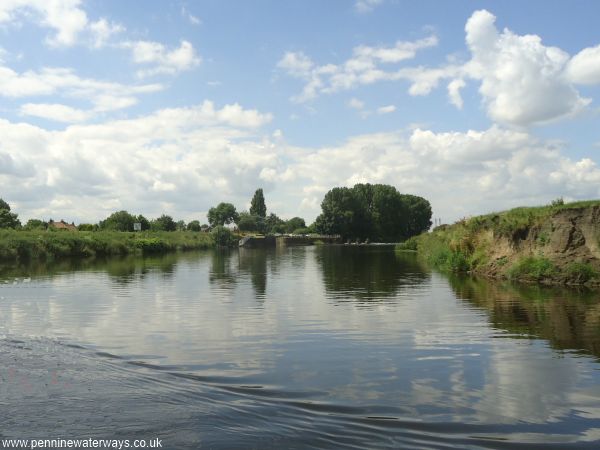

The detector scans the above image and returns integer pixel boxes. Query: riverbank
[0,230,216,263]
[401,200,600,286]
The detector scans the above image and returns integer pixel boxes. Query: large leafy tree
[237,212,260,232]
[314,187,364,239]
[400,194,433,239]
[0,209,20,229]
[314,184,431,241]
[99,210,136,231]
[151,214,177,231]
[187,220,201,232]
[0,198,20,229]
[266,213,286,233]
[285,217,306,234]
[208,203,239,227]
[249,188,267,218]
[24,219,47,230]
[136,214,150,231]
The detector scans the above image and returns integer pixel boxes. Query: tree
[100,210,136,231]
[314,187,363,239]
[0,198,11,211]
[314,184,431,241]
[176,220,186,231]
[208,203,239,227]
[136,214,150,231]
[265,213,285,234]
[77,223,96,231]
[237,212,260,232]
[24,219,47,230]
[285,217,306,234]
[250,188,267,218]
[187,220,201,231]
[151,214,177,231]
[0,209,20,229]
[400,194,432,238]
[211,225,236,247]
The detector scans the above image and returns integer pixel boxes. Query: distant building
[48,220,77,231]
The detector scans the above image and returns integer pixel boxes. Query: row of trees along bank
[206,185,432,242]
[0,183,432,244]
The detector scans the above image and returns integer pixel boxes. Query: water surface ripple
[1,247,600,448]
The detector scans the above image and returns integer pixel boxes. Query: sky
[1,0,600,225]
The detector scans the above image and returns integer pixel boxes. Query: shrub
[135,238,170,254]
[507,256,557,281]
[565,262,598,283]
[211,226,237,247]
[396,236,418,251]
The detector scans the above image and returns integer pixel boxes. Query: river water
[1,246,600,448]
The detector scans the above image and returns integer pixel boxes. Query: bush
[135,238,170,254]
[565,262,598,283]
[211,226,237,247]
[292,227,311,235]
[507,256,557,281]
[396,236,418,251]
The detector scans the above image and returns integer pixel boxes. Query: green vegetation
[396,236,418,251]
[0,199,20,229]
[208,202,239,227]
[187,220,201,232]
[250,188,267,218]
[409,199,600,285]
[507,257,557,281]
[211,226,237,247]
[0,230,215,262]
[461,199,600,240]
[314,183,432,242]
[565,262,598,283]
[150,214,177,231]
[0,183,433,262]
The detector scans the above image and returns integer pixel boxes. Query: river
[1,246,599,448]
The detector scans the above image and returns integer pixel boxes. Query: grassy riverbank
[0,230,217,262]
[399,200,600,286]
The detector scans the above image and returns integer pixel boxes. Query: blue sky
[1,0,600,225]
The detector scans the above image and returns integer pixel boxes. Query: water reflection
[1,248,600,447]
[448,275,600,358]
[0,252,195,285]
[209,250,237,289]
[316,246,429,302]
[238,248,270,299]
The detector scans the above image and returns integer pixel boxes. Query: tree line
[0,183,432,242]
[208,188,308,235]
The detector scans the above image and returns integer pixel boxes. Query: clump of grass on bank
[565,261,598,283]
[395,236,418,251]
[506,256,557,281]
[0,230,217,263]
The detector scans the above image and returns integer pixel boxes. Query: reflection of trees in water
[448,275,600,358]
[0,252,204,285]
[237,248,273,299]
[209,250,236,289]
[316,246,429,302]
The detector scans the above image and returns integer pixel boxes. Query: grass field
[0,230,216,263]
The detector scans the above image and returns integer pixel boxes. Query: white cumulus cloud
[123,40,201,77]
[277,35,438,102]
[376,105,396,114]
[278,9,600,128]
[355,0,383,14]
[566,44,600,85]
